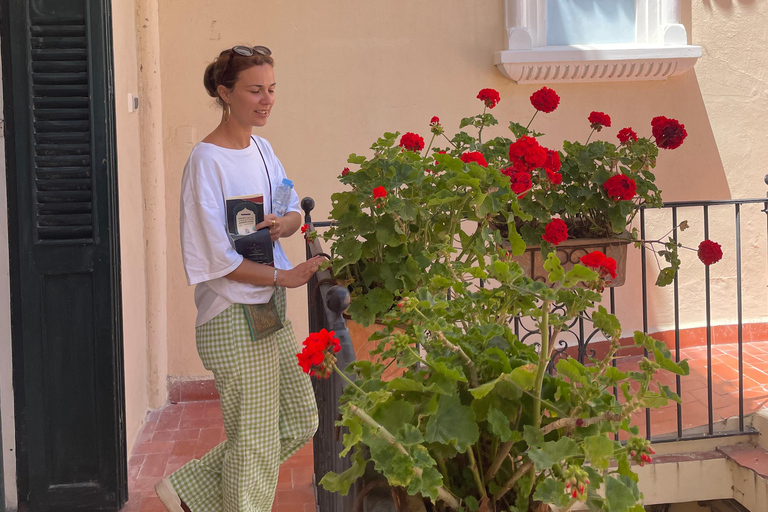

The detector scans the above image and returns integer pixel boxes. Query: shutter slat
[35,154,91,167]
[37,191,93,203]
[31,49,87,61]
[36,167,91,180]
[33,73,88,86]
[34,97,89,109]
[33,84,89,97]
[35,143,91,155]
[33,109,89,121]
[36,179,91,192]
[37,226,93,240]
[38,214,92,226]
[30,25,86,37]
[37,203,92,215]
[34,120,90,132]
[31,37,87,49]
[35,133,90,145]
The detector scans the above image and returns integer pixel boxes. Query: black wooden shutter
[1,0,126,510]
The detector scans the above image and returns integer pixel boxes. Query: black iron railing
[302,196,768,510]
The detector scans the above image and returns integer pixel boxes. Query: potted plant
[302,248,690,512]
[324,87,694,299]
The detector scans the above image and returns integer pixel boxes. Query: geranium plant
[304,248,689,512]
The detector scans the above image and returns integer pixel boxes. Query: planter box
[504,235,630,287]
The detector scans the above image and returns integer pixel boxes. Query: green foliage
[318,92,694,511]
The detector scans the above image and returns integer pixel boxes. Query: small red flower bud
[576,419,584,427]
[578,484,584,493]
[630,451,636,457]
[648,448,656,455]
[584,479,590,485]
[565,482,571,489]
[341,167,350,176]
[572,490,578,498]
[397,301,404,308]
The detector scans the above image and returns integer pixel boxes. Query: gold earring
[223,103,231,123]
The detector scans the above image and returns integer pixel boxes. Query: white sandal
[154,477,187,512]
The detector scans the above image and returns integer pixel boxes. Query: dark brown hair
[203,48,274,107]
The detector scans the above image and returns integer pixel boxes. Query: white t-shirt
[180,135,301,326]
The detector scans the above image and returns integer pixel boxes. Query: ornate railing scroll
[301,198,360,512]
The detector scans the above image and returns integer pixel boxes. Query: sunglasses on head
[221,45,272,77]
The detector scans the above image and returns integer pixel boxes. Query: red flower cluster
[580,251,618,279]
[429,116,443,135]
[529,86,560,113]
[617,127,638,145]
[460,151,488,167]
[501,167,532,196]
[300,224,309,234]
[542,218,568,245]
[341,167,350,176]
[372,186,387,208]
[603,174,637,201]
[296,329,341,379]
[477,88,500,109]
[399,132,425,152]
[588,111,611,130]
[544,150,562,184]
[508,136,547,170]
[697,239,723,266]
[651,116,687,150]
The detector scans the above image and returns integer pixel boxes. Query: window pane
[547,0,636,45]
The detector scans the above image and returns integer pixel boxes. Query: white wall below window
[0,54,19,511]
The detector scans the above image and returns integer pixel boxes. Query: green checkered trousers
[169,287,319,512]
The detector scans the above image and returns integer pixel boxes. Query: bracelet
[273,268,279,287]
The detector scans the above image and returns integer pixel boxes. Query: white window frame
[495,0,702,83]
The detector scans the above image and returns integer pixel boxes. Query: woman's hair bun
[203,61,218,98]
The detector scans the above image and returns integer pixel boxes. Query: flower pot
[503,234,630,287]
[346,318,404,381]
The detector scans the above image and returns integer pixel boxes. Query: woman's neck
[205,119,252,149]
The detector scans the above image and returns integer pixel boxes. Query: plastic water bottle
[272,178,294,216]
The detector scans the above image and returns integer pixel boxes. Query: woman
[156,45,325,512]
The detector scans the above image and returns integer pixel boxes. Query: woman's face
[223,64,275,128]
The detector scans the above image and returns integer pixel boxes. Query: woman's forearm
[279,211,302,238]
[226,258,278,287]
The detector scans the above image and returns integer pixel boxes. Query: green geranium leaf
[340,412,363,457]
[523,425,544,449]
[425,394,479,453]
[365,287,395,318]
[605,475,641,511]
[372,399,414,436]
[655,267,676,287]
[509,121,531,139]
[408,465,443,502]
[543,252,565,284]
[564,264,598,287]
[653,347,690,376]
[347,153,367,165]
[396,424,425,445]
[487,407,514,442]
[528,438,580,471]
[318,449,366,495]
[506,223,527,256]
[532,478,571,508]
[584,435,615,470]
[593,306,622,339]
[430,360,467,383]
[556,358,587,385]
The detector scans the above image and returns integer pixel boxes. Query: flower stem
[466,445,487,500]
[333,366,367,397]
[425,132,436,157]
[525,110,539,131]
[533,302,551,429]
[586,128,595,145]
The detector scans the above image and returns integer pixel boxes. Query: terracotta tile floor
[122,340,768,512]
[122,400,316,512]
[616,340,768,439]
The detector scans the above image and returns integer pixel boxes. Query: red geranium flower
[477,88,501,109]
[296,329,341,379]
[697,239,723,266]
[430,116,443,135]
[301,224,309,234]
[588,111,612,131]
[509,136,547,170]
[651,116,687,150]
[341,167,350,176]
[580,251,618,279]
[501,167,532,196]
[399,132,425,152]
[460,151,488,167]
[617,128,638,144]
[603,174,637,201]
[430,116,440,124]
[545,169,563,185]
[542,218,568,245]
[530,87,560,113]
[372,186,387,200]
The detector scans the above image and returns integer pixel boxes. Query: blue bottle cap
[281,178,294,188]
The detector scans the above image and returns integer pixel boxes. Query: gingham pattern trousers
[170,287,319,512]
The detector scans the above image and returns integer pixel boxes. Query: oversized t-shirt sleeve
[180,152,243,286]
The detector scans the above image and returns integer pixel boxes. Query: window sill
[494,43,702,84]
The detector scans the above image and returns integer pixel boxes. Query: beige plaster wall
[154,1,739,377]
[112,0,151,451]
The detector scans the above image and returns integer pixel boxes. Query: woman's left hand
[258,214,282,242]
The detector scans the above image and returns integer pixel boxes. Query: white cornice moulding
[494,44,702,84]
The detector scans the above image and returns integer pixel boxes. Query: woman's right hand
[278,255,327,288]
